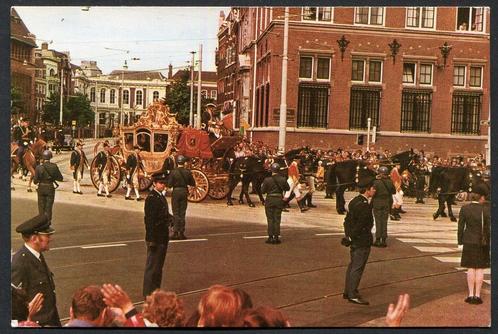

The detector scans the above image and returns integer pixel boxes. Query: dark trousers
[143,242,168,297]
[415,178,425,202]
[336,187,346,213]
[37,185,55,223]
[344,246,371,299]
[172,188,188,233]
[265,197,283,237]
[373,205,389,239]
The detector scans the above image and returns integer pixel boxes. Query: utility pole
[189,51,196,127]
[250,7,259,143]
[59,65,64,125]
[278,7,289,152]
[196,44,203,129]
[366,117,371,152]
[120,60,128,127]
[94,77,99,138]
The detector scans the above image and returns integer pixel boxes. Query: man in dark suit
[70,140,89,194]
[143,172,172,297]
[343,177,376,305]
[11,214,61,326]
[372,166,396,247]
[167,155,195,240]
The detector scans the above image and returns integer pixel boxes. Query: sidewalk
[361,289,491,327]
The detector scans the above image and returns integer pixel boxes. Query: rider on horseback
[13,118,36,171]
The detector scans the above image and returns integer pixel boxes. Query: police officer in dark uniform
[33,150,63,224]
[372,166,396,248]
[11,213,61,326]
[412,157,427,204]
[167,155,196,240]
[13,118,36,171]
[143,172,172,297]
[343,177,376,305]
[261,162,290,244]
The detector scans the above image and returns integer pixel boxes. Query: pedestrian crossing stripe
[412,246,459,253]
[433,256,461,263]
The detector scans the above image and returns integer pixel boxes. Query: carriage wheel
[89,155,122,193]
[188,169,209,202]
[208,177,230,200]
[138,174,153,192]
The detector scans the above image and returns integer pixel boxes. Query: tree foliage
[42,92,94,127]
[164,69,215,125]
[10,86,24,116]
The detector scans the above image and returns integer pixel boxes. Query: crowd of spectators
[12,283,409,328]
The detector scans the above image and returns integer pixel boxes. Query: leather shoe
[179,233,187,240]
[125,196,133,200]
[273,237,281,244]
[464,296,473,303]
[472,296,483,305]
[97,193,105,197]
[265,237,273,244]
[348,298,369,305]
[308,204,317,208]
[300,207,309,213]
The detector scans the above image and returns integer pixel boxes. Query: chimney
[41,42,48,50]
[219,10,225,28]
[168,63,173,79]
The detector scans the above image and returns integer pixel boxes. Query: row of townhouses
[216,6,490,157]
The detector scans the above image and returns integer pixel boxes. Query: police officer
[33,150,63,224]
[13,118,36,171]
[125,145,144,201]
[167,155,195,240]
[11,213,61,326]
[143,172,172,297]
[261,162,290,244]
[372,166,396,248]
[343,177,376,305]
[70,140,89,194]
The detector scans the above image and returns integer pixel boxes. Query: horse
[11,138,47,192]
[226,156,268,207]
[430,166,479,222]
[326,159,377,214]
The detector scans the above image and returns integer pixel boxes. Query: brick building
[10,8,37,122]
[218,7,490,157]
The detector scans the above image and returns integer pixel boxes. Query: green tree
[10,86,24,117]
[164,69,216,125]
[65,93,94,127]
[42,93,60,125]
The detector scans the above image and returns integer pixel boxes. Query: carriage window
[124,133,134,150]
[137,132,151,152]
[154,133,169,153]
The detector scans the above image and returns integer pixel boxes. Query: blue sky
[15,6,230,74]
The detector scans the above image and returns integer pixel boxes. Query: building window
[451,92,482,135]
[355,7,384,25]
[136,90,143,105]
[406,7,435,28]
[402,63,416,84]
[453,66,466,86]
[100,88,106,103]
[201,90,207,98]
[316,57,331,80]
[457,7,485,32]
[302,7,332,22]
[351,60,365,81]
[419,64,433,85]
[469,66,482,88]
[299,56,313,79]
[110,89,115,104]
[99,113,106,125]
[401,90,432,132]
[90,87,95,102]
[211,90,217,99]
[123,90,129,104]
[297,84,329,128]
[349,86,381,130]
[153,91,159,101]
[368,61,382,82]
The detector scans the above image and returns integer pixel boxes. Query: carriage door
[136,129,151,152]
[153,133,169,153]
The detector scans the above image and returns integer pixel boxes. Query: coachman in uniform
[125,145,144,201]
[11,214,61,326]
[33,150,63,224]
[95,142,112,198]
[167,155,195,240]
[70,141,89,194]
[143,172,172,297]
[261,162,290,244]
[161,147,177,175]
[342,177,376,305]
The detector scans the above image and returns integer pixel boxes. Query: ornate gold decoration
[135,100,179,129]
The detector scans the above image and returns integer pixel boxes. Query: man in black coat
[343,177,376,305]
[33,150,63,224]
[143,172,172,297]
[69,140,89,194]
[167,155,195,240]
[372,166,396,247]
[261,162,291,244]
[11,214,61,326]
[125,145,143,201]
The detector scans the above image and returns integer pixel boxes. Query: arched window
[49,69,55,77]
[153,91,159,101]
[110,89,116,104]
[100,88,106,103]
[90,87,96,102]
[136,90,143,106]
[123,90,129,104]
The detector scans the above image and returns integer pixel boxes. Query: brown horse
[11,138,47,192]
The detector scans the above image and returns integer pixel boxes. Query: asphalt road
[11,197,474,327]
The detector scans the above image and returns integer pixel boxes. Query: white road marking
[484,280,491,285]
[397,238,433,244]
[433,256,461,263]
[243,236,268,239]
[170,239,207,243]
[413,246,459,253]
[81,244,127,249]
[315,233,345,236]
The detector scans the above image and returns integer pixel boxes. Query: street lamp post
[59,66,64,125]
[120,60,128,128]
[278,7,290,152]
[196,44,203,129]
[189,51,196,127]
